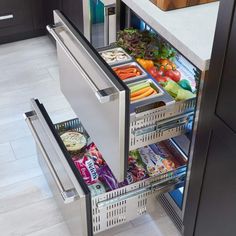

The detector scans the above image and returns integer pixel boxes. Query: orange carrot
[131,87,150,97]
[131,88,154,101]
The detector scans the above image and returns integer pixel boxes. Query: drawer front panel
[49,10,129,182]
[24,100,92,236]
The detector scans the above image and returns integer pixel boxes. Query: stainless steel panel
[49,10,129,182]
[24,102,91,236]
[104,4,116,46]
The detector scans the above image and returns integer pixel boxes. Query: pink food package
[74,155,99,185]
[86,142,106,167]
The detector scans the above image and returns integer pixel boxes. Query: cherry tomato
[164,69,181,82]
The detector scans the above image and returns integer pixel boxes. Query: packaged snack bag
[97,165,119,191]
[119,150,148,187]
[138,146,166,176]
[149,142,180,171]
[74,155,99,185]
[86,142,106,167]
[88,181,106,197]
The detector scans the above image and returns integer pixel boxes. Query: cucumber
[128,82,150,93]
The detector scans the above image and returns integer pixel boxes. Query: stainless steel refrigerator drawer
[25,99,186,235]
[46,10,193,182]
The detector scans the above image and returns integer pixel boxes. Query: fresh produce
[136,58,154,70]
[164,69,181,82]
[163,79,181,97]
[117,28,176,60]
[178,79,192,92]
[147,66,164,78]
[175,88,195,101]
[131,87,156,101]
[128,81,158,102]
[113,65,142,80]
[162,79,195,101]
[159,59,177,70]
[129,81,150,93]
[100,48,130,64]
[155,76,170,83]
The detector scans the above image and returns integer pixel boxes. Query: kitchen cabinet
[186,1,236,235]
[0,0,46,44]
[61,0,83,32]
[24,1,226,236]
[44,0,62,25]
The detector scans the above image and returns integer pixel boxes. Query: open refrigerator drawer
[25,99,187,235]
[46,10,197,182]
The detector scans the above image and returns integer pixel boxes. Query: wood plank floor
[0,36,181,236]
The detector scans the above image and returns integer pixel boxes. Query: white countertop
[122,0,220,71]
[100,0,115,6]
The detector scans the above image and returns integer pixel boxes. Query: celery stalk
[128,82,150,93]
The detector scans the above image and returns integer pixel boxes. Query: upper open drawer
[48,10,130,182]
[47,10,199,182]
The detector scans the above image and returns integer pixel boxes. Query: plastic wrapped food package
[72,142,119,191]
[149,142,180,171]
[74,155,99,185]
[100,48,131,64]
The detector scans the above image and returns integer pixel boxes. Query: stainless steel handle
[0,14,13,21]
[47,24,114,104]
[25,115,78,204]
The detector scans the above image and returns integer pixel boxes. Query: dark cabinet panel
[0,0,46,44]
[195,119,236,236]
[0,0,62,44]
[216,12,236,133]
[31,0,46,30]
[44,0,62,25]
[61,0,83,32]
[0,0,33,33]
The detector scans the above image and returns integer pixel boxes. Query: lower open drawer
[25,99,186,235]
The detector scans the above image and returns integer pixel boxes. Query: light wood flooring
[0,36,181,236]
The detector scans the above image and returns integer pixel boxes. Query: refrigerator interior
[118,9,201,219]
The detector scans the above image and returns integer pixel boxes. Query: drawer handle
[0,14,13,21]
[25,114,79,204]
[46,24,115,104]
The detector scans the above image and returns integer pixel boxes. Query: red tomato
[147,66,164,78]
[155,76,170,83]
[164,69,181,82]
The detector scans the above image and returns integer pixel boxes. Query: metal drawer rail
[96,172,185,209]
